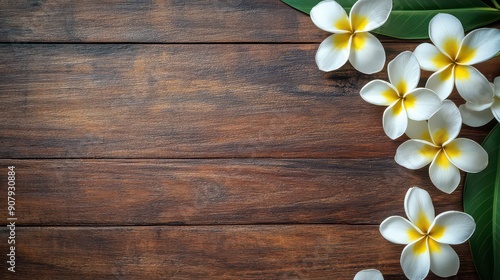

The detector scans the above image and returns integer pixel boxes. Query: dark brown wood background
[0,1,499,279]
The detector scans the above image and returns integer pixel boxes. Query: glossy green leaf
[281,0,500,39]
[463,123,500,280]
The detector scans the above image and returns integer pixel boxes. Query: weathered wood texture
[1,44,498,159]
[1,0,498,278]
[1,0,498,43]
[0,159,469,226]
[0,0,322,43]
[0,226,477,279]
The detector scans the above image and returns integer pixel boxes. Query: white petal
[425,65,455,100]
[404,88,442,121]
[413,43,453,72]
[395,139,438,170]
[444,138,488,173]
[401,238,431,280]
[492,98,500,122]
[349,0,392,32]
[405,119,432,142]
[465,99,495,112]
[455,65,496,105]
[429,242,460,278]
[495,76,500,98]
[429,211,475,245]
[310,0,351,33]
[348,32,385,74]
[315,34,351,72]
[457,28,500,65]
[380,216,423,245]
[429,151,461,194]
[429,13,464,60]
[388,51,420,94]
[459,104,495,127]
[404,187,435,232]
[383,100,408,139]
[354,269,384,280]
[360,80,399,106]
[428,100,461,146]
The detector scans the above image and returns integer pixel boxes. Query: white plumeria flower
[395,100,488,193]
[380,187,475,280]
[310,0,392,74]
[459,76,500,127]
[413,13,500,101]
[360,51,442,139]
[354,269,384,280]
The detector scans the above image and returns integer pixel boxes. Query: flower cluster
[310,0,391,74]
[380,187,475,279]
[309,0,500,278]
[355,187,476,280]
[311,0,500,193]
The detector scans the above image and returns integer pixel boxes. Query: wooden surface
[0,1,499,279]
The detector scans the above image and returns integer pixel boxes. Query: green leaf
[280,0,329,14]
[464,123,500,280]
[493,0,500,9]
[281,0,500,39]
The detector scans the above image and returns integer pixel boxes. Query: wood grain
[1,1,498,43]
[0,225,477,279]
[1,1,497,278]
[1,44,498,159]
[0,0,323,43]
[0,159,470,226]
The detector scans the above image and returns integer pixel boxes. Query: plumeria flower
[354,269,383,280]
[395,100,488,193]
[413,13,500,101]
[380,187,475,280]
[360,51,442,139]
[310,0,392,74]
[459,76,500,127]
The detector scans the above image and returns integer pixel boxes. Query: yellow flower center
[432,128,449,146]
[444,141,461,159]
[412,237,428,255]
[443,37,460,60]
[334,17,351,32]
[438,65,454,82]
[396,81,407,96]
[382,88,399,103]
[419,144,438,158]
[456,44,476,64]
[411,225,445,255]
[391,99,404,116]
[432,53,452,69]
[351,13,369,31]
[415,210,431,232]
[430,224,446,239]
[351,32,367,51]
[428,237,442,253]
[332,33,351,49]
[412,236,442,255]
[402,94,415,110]
[435,150,452,168]
[454,65,470,81]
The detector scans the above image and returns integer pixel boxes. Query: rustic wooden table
[0,1,498,279]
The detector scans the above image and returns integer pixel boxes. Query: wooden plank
[0,159,469,226]
[1,44,497,159]
[0,0,498,43]
[0,0,323,43]
[0,225,477,279]
[1,1,498,43]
